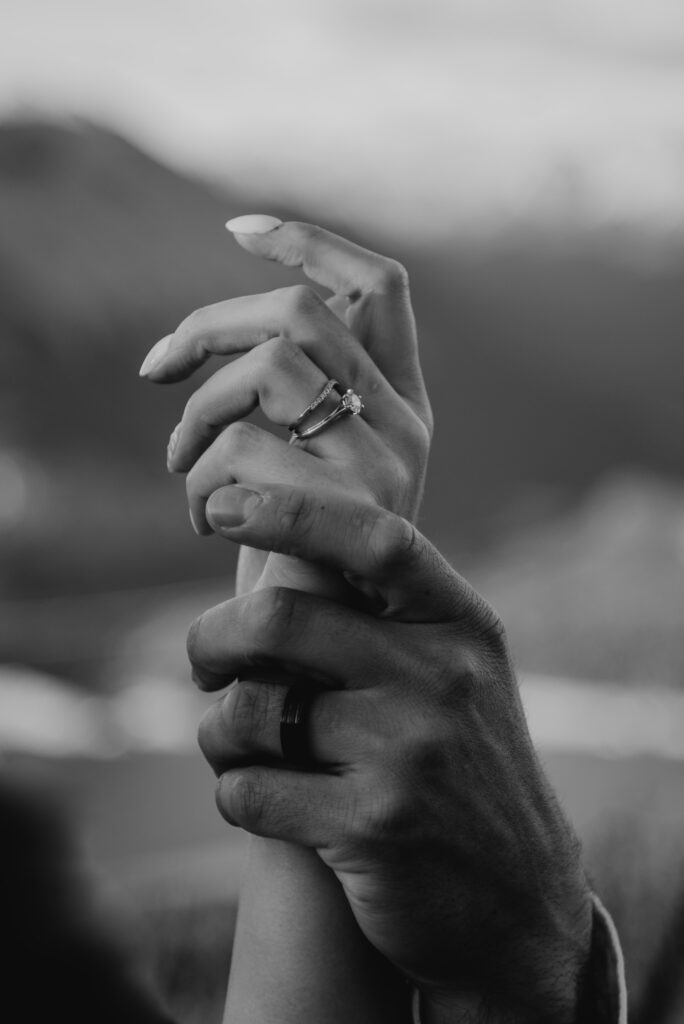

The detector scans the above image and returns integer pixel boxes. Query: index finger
[226,216,405,300]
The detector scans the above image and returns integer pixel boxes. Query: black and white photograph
[1,2,683,1021]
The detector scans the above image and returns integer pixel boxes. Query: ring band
[280,684,316,768]
[288,378,339,431]
[289,381,364,443]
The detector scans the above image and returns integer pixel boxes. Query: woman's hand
[191,483,593,1024]
[139,218,432,595]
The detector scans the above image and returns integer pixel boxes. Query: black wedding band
[280,684,316,768]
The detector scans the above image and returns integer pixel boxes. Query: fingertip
[189,507,213,537]
[215,773,239,826]
[191,667,211,691]
[192,665,231,692]
[139,334,174,378]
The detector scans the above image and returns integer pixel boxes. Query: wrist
[417,887,593,1024]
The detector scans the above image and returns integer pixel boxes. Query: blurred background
[1,1,683,1020]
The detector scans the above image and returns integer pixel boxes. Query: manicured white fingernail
[139,334,173,377]
[225,214,283,235]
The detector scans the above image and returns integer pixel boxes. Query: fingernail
[189,507,202,536]
[225,214,283,235]
[139,334,173,377]
[166,424,181,469]
[206,486,262,531]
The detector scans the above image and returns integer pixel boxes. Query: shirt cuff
[411,893,627,1024]
[582,892,628,1024]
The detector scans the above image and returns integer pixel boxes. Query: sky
[3,0,684,239]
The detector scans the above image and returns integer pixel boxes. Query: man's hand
[191,483,593,1024]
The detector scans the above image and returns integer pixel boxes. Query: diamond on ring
[341,389,363,416]
[289,382,364,443]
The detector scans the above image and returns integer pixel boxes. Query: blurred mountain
[412,234,684,555]
[468,474,684,687]
[1,118,683,610]
[0,119,298,597]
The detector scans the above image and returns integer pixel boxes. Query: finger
[226,219,426,407]
[198,682,368,773]
[184,421,378,535]
[186,586,391,690]
[140,285,381,396]
[168,337,384,474]
[227,217,401,299]
[205,483,489,625]
[216,765,349,848]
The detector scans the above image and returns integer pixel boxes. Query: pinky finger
[216,766,348,849]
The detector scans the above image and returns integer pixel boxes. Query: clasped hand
[191,484,592,1023]
[143,218,593,1023]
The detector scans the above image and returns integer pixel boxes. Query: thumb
[205,483,466,623]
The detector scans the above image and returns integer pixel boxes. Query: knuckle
[219,419,262,455]
[178,305,205,337]
[285,283,322,318]
[445,599,509,677]
[477,604,509,663]
[439,644,482,691]
[372,258,409,294]
[271,487,314,547]
[381,457,414,513]
[443,573,508,652]
[228,682,270,746]
[355,784,414,846]
[244,586,299,657]
[366,511,418,576]
[477,596,504,636]
[404,729,450,784]
[260,335,302,373]
[408,405,433,451]
[352,731,450,847]
[466,590,507,653]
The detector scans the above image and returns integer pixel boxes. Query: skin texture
[142,221,431,1022]
[192,484,594,1024]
